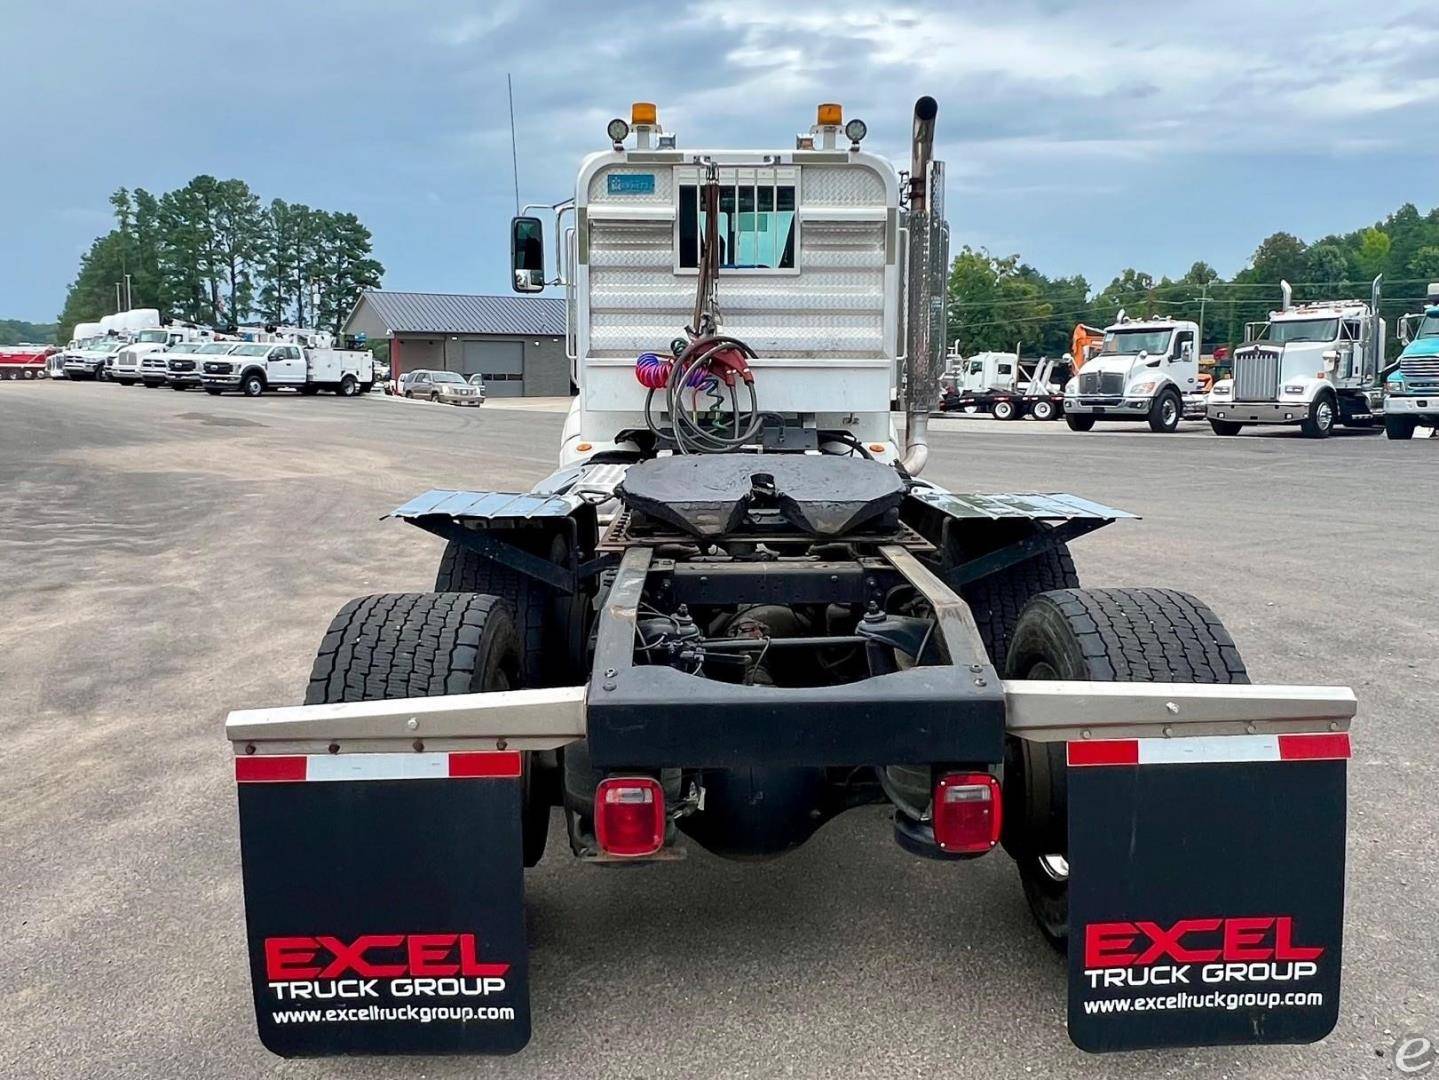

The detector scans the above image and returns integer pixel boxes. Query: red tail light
[932,773,1002,854]
[595,776,665,857]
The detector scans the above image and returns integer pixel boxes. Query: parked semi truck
[1384,283,1439,439]
[1060,316,1204,432]
[227,98,1354,1059]
[1207,280,1385,438]
[200,340,374,396]
[112,324,218,387]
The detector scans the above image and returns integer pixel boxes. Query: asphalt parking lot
[2,381,1436,1079]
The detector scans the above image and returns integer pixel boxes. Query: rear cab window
[676,165,798,273]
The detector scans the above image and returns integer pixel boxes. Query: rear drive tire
[993,399,1018,421]
[1002,588,1250,947]
[1065,414,1095,432]
[435,533,587,688]
[305,592,549,867]
[338,375,358,397]
[1148,389,1181,432]
[1385,415,1417,440]
[941,524,1081,671]
[1300,393,1335,438]
[1030,399,1056,421]
[1209,419,1244,436]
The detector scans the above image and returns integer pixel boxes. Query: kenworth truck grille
[1233,348,1281,401]
[1078,371,1124,396]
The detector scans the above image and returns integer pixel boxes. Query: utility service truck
[164,340,239,390]
[1061,315,1204,432]
[227,99,1355,1060]
[111,324,218,387]
[941,348,1070,420]
[1384,283,1439,439]
[1207,280,1385,438]
[200,340,374,396]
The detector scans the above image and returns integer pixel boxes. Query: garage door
[461,340,525,398]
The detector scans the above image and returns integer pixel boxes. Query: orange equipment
[1071,324,1104,370]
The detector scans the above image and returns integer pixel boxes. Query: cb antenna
[507,73,521,216]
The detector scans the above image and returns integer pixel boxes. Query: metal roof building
[343,290,568,398]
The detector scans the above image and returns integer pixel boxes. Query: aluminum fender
[224,680,1352,758]
[227,686,586,756]
[1004,680,1354,742]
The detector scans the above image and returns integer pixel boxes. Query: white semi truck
[225,98,1355,1061]
[1207,279,1385,438]
[199,340,374,396]
[1383,283,1439,439]
[1061,316,1204,432]
[111,324,218,387]
[61,310,162,380]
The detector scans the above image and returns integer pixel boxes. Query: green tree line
[56,177,383,343]
[0,319,58,345]
[948,201,1439,359]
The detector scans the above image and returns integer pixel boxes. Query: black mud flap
[235,750,531,1057]
[1065,732,1349,1053]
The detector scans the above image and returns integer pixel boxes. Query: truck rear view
[226,97,1356,1059]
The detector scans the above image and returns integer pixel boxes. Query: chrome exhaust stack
[899,96,948,476]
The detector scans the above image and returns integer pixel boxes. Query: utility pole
[1196,280,1210,355]
[124,273,132,310]
[115,282,122,313]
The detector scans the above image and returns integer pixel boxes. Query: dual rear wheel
[303,542,1250,949]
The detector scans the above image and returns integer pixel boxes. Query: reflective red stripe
[235,756,307,782]
[1277,733,1351,761]
[448,751,523,778]
[1067,740,1139,767]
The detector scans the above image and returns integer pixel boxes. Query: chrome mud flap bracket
[228,687,586,1057]
[1006,680,1354,1052]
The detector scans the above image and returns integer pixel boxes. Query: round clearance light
[844,118,867,145]
[607,118,630,145]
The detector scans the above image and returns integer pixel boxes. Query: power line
[949,277,1436,309]
[953,298,1433,334]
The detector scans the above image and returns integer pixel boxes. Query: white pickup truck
[199,341,375,397]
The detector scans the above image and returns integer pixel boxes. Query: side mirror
[511,216,545,293]
[1399,318,1412,345]
[1181,342,1194,361]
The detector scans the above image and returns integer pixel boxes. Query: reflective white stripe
[304,752,451,782]
[1137,735,1280,764]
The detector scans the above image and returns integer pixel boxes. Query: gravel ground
[1,381,1435,1079]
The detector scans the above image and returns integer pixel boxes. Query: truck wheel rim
[1163,398,1177,425]
[1318,401,1332,428]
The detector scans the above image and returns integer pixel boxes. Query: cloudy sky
[4,0,1436,321]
